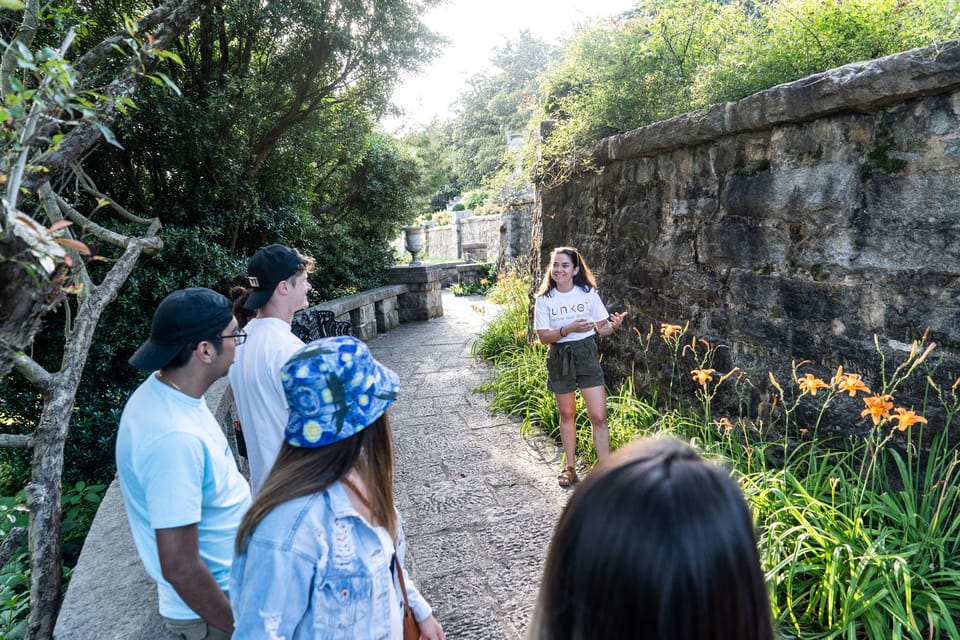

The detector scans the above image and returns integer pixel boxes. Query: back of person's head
[230,286,257,329]
[530,437,774,640]
[235,336,400,552]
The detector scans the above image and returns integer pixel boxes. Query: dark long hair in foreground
[530,437,774,640]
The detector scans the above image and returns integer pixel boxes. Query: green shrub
[449,263,498,297]
[462,189,491,210]
[0,482,105,637]
[0,551,29,640]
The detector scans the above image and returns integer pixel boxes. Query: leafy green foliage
[0,551,29,640]
[454,32,554,190]
[60,481,106,563]
[0,482,102,638]
[449,262,497,296]
[399,119,459,214]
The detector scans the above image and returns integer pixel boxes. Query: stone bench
[310,284,407,340]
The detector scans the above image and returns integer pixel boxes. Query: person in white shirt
[229,244,314,494]
[117,287,252,639]
[533,247,626,487]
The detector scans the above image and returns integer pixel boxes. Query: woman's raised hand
[594,312,627,334]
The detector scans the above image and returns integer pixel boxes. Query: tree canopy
[401,30,554,214]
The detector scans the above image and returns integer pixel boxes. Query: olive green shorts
[546,336,605,394]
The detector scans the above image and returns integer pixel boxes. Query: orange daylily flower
[860,394,894,425]
[691,368,716,386]
[797,373,830,396]
[715,417,734,432]
[891,407,927,431]
[660,323,682,340]
[832,368,871,397]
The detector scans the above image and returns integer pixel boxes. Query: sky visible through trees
[385,0,635,129]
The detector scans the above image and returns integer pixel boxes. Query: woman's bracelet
[559,326,566,337]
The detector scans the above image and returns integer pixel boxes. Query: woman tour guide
[533,246,626,487]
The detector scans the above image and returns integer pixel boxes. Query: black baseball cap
[129,287,234,371]
[243,244,303,310]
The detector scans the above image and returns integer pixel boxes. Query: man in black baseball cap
[230,244,315,493]
[242,244,308,311]
[129,287,237,371]
[117,287,252,639]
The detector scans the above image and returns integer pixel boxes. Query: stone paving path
[367,290,570,640]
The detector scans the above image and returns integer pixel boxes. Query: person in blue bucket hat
[230,336,445,640]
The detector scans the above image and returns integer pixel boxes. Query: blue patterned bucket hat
[281,336,399,447]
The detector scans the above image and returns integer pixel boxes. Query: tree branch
[0,527,27,571]
[72,0,206,80]
[37,184,95,295]
[64,200,163,253]
[12,352,51,388]
[0,435,32,448]
[72,164,154,225]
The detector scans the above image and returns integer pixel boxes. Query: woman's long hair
[535,247,599,297]
[530,437,774,640]
[230,286,257,328]
[235,413,397,552]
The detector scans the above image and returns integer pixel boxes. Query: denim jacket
[230,482,432,639]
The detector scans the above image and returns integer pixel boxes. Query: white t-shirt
[534,286,609,342]
[228,317,304,494]
[115,373,252,620]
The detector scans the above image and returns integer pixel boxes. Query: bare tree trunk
[0,233,66,379]
[23,233,160,640]
[0,1,203,638]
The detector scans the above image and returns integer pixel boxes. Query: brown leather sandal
[557,466,578,487]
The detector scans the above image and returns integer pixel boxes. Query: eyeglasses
[211,330,248,346]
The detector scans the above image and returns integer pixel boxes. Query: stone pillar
[388,265,445,321]
[375,296,400,333]
[349,304,378,341]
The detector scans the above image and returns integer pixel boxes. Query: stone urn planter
[402,225,426,265]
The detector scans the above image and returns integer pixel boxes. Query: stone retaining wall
[534,40,960,426]
[394,197,534,267]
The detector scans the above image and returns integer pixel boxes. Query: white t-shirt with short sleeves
[228,317,304,494]
[534,286,609,343]
[115,373,252,619]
